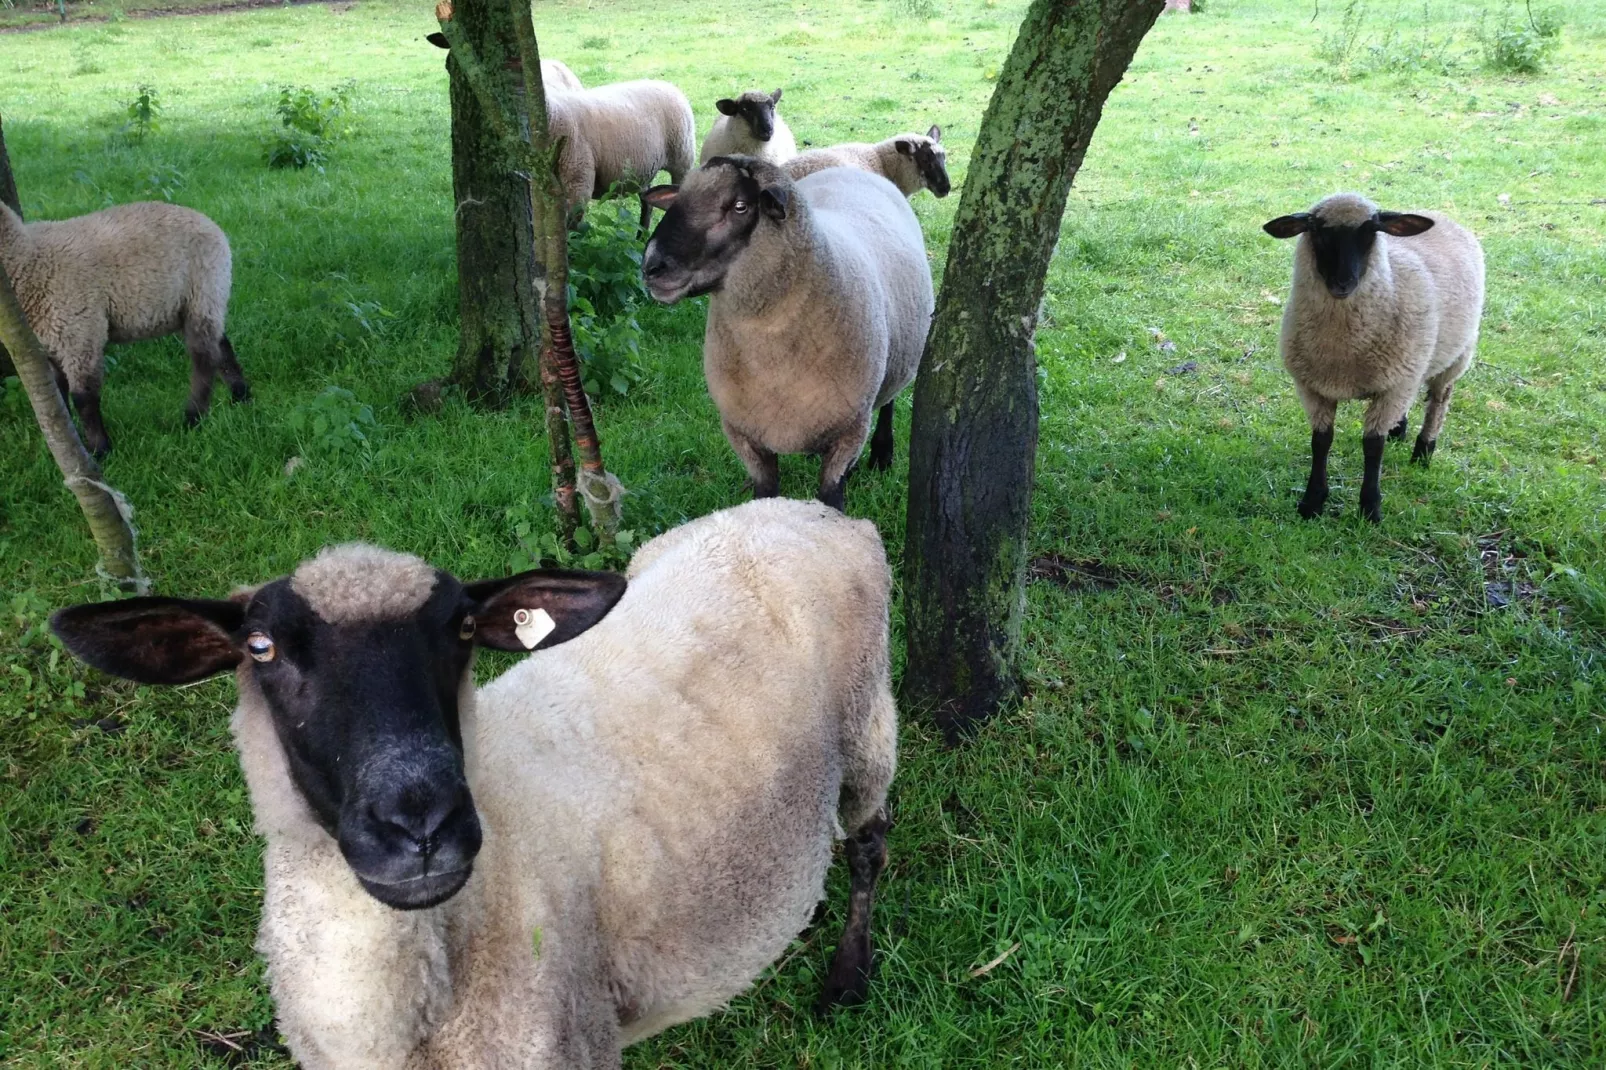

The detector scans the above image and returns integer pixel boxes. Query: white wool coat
[237,499,896,1069]
[549,81,696,211]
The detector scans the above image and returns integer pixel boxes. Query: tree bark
[440,0,540,404]
[0,260,146,593]
[1,112,19,380]
[902,0,1164,740]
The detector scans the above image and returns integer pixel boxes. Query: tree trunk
[1,112,19,380]
[0,260,146,593]
[902,0,1164,740]
[440,0,540,404]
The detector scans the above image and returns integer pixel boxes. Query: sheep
[641,157,935,510]
[783,126,951,199]
[1263,192,1485,523]
[545,80,696,233]
[698,88,797,166]
[0,199,245,458]
[542,58,583,93]
[49,497,898,1070]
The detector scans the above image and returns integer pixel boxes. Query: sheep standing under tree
[1264,192,1485,523]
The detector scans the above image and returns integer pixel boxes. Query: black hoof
[231,383,252,404]
[1360,500,1382,524]
[865,448,892,472]
[1410,438,1435,466]
[814,943,873,1016]
[1297,494,1328,520]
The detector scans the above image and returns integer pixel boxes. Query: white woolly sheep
[0,200,245,457]
[783,126,951,199]
[1264,192,1485,523]
[50,497,897,1070]
[547,80,697,232]
[542,58,583,93]
[642,158,935,510]
[698,89,797,166]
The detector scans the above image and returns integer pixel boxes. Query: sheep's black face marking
[1265,207,1436,300]
[49,555,627,913]
[643,159,771,303]
[898,136,951,197]
[246,576,484,911]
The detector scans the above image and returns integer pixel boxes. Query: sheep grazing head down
[1263,192,1435,300]
[897,125,950,197]
[641,156,791,304]
[50,545,626,912]
[716,88,783,143]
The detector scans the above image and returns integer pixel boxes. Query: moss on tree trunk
[440,0,540,403]
[902,0,1165,740]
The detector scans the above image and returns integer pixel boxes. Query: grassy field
[3,0,1605,1065]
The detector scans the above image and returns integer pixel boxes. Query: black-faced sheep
[698,89,797,166]
[1264,192,1485,523]
[641,157,935,510]
[783,126,951,199]
[0,200,246,457]
[50,498,897,1069]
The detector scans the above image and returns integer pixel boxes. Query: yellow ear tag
[513,607,556,650]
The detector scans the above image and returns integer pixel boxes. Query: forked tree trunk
[0,261,146,593]
[440,0,540,404]
[902,0,1165,739]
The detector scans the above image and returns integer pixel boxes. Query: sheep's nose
[372,783,470,856]
[642,245,667,278]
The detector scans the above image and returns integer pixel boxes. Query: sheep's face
[716,88,783,143]
[50,547,627,912]
[1264,197,1436,300]
[641,157,792,304]
[896,126,950,197]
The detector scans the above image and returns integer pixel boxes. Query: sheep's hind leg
[866,403,895,471]
[217,335,251,404]
[815,810,890,1015]
[1413,375,1459,467]
[818,417,871,511]
[182,327,220,427]
[70,376,111,459]
[1388,415,1409,441]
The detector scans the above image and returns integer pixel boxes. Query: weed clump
[266,81,356,171]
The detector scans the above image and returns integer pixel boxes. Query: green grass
[3,0,1605,1065]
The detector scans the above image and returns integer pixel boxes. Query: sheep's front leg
[218,335,252,404]
[815,810,890,1015]
[866,402,895,471]
[818,414,872,511]
[1296,390,1337,520]
[722,419,780,499]
[1360,390,1412,524]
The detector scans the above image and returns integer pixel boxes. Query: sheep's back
[556,81,693,193]
[1395,211,1485,371]
[799,168,934,404]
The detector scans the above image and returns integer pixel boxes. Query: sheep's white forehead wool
[290,543,438,624]
[1314,193,1379,228]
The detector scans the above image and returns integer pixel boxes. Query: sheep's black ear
[426,31,449,49]
[715,98,739,116]
[1377,212,1435,237]
[759,185,790,222]
[927,124,941,142]
[895,139,915,156]
[465,570,627,653]
[770,87,783,103]
[50,598,245,685]
[1263,213,1310,239]
[642,184,679,210]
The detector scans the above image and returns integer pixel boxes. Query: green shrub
[266,81,356,171]
[286,385,377,456]
[121,83,161,142]
[1478,3,1562,74]
[567,197,649,398]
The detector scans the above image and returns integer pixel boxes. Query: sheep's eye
[458,615,477,641]
[246,633,276,663]
[732,200,750,214]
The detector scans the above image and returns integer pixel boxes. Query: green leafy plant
[507,496,637,572]
[1478,1,1562,74]
[266,81,356,171]
[140,163,187,201]
[567,197,649,398]
[891,0,938,18]
[121,83,161,142]
[2,589,87,724]
[286,385,377,455]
